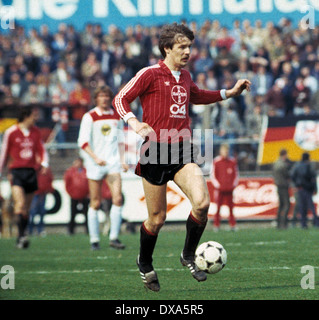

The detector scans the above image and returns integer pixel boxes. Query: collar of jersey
[94,107,114,116]
[159,60,184,83]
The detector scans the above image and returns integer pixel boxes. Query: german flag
[257,115,319,165]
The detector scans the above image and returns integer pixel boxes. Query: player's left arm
[36,130,49,173]
[190,78,251,104]
[225,79,251,98]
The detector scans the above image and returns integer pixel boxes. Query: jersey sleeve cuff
[81,142,89,150]
[123,112,136,123]
[41,161,49,168]
[220,89,227,100]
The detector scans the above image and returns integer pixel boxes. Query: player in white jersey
[78,86,129,250]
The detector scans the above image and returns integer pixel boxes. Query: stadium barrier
[1,176,317,225]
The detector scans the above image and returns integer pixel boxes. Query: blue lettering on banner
[0,0,318,31]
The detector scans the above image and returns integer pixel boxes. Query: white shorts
[85,160,121,181]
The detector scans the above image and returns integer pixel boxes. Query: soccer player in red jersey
[211,144,239,231]
[113,23,251,291]
[0,106,49,248]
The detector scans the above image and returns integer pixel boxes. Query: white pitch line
[24,269,106,275]
[18,265,319,275]
[225,240,287,247]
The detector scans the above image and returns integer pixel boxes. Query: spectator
[69,82,91,120]
[64,158,89,235]
[10,73,26,99]
[292,77,311,115]
[49,81,69,104]
[21,83,46,105]
[99,41,116,82]
[272,149,292,229]
[300,66,318,95]
[265,78,287,116]
[216,27,235,52]
[249,47,270,71]
[29,166,54,236]
[251,65,273,98]
[193,48,214,76]
[214,46,237,75]
[217,105,244,156]
[291,152,319,229]
[81,52,101,84]
[51,32,67,58]
[245,105,263,139]
[302,104,317,115]
[50,106,69,157]
[50,60,68,84]
[211,144,239,231]
[39,24,54,47]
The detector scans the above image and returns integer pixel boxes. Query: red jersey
[64,166,89,200]
[113,60,222,143]
[0,124,48,176]
[211,156,238,192]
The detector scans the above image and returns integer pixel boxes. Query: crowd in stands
[1,18,319,142]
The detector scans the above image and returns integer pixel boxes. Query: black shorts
[135,140,199,185]
[11,168,38,194]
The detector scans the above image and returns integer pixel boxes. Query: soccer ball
[195,241,227,274]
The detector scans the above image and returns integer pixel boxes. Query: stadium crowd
[0,18,319,139]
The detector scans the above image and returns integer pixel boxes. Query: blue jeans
[29,194,47,234]
[297,189,319,228]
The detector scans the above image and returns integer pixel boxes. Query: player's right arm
[127,118,155,140]
[78,113,106,166]
[0,129,11,198]
[113,67,154,139]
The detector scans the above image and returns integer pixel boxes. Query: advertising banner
[0,0,318,32]
[3,176,316,224]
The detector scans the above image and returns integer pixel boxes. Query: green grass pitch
[1,225,319,300]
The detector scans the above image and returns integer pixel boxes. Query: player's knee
[193,197,210,216]
[148,211,166,233]
[90,199,101,210]
[112,194,123,207]
[14,203,26,215]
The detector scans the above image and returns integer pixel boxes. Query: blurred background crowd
[0,18,319,144]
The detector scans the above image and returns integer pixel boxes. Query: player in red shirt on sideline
[64,158,90,235]
[211,144,239,231]
[0,106,49,249]
[113,23,250,291]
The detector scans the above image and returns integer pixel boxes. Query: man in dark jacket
[272,149,292,229]
[291,152,319,228]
